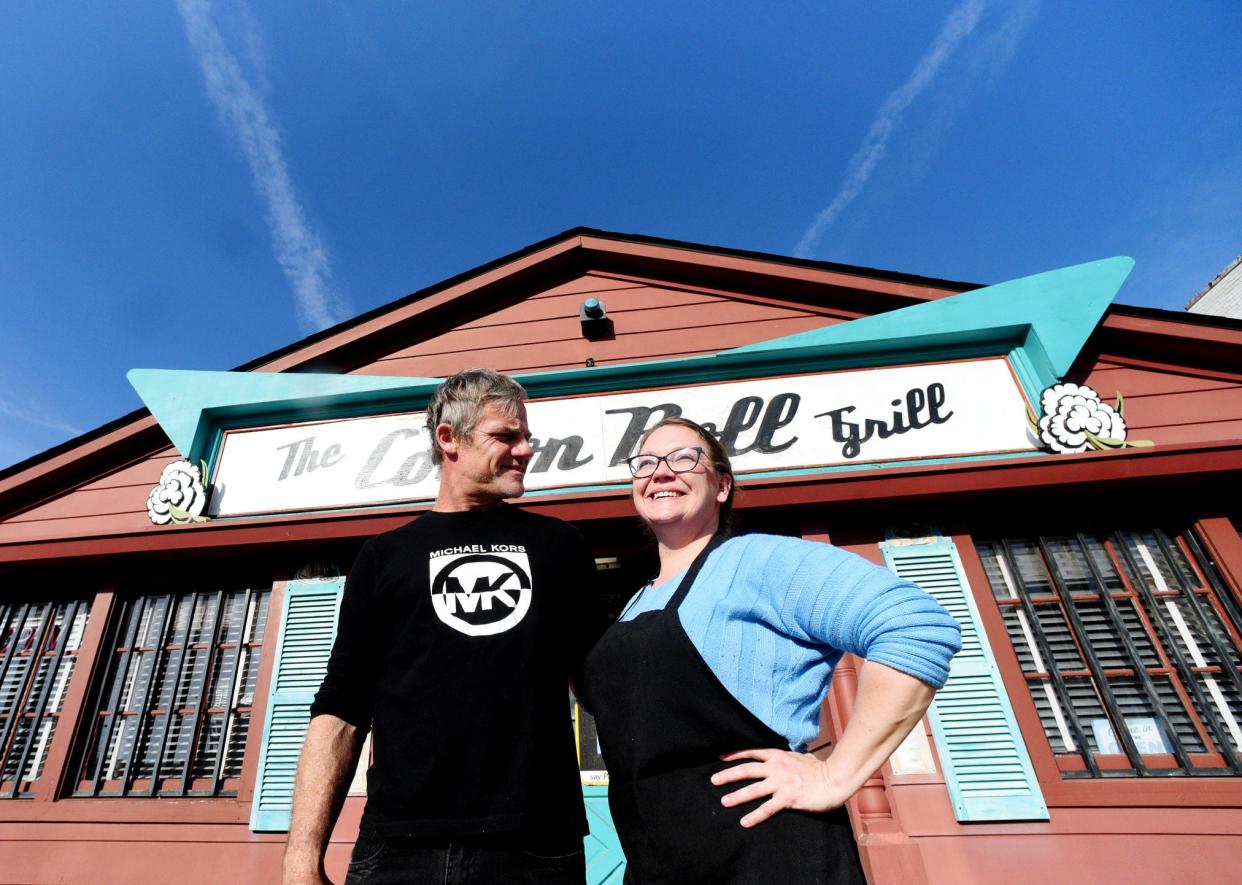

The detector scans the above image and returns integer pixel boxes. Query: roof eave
[3,228,1241,509]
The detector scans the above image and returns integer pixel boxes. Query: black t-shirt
[310,504,604,839]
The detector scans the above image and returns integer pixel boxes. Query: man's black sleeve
[310,540,383,729]
[561,524,606,693]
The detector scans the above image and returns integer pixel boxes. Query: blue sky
[2,1,1240,470]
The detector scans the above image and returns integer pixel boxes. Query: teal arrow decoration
[127,368,442,460]
[726,256,1133,379]
[129,257,1132,468]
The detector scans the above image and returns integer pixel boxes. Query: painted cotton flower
[147,460,209,525]
[1037,383,1127,453]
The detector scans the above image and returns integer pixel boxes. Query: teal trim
[515,337,1024,401]
[522,450,1047,500]
[715,449,1046,480]
[728,256,1133,382]
[188,449,1049,523]
[197,387,451,477]
[131,258,1129,471]
[1006,339,1049,408]
[134,346,1011,463]
[583,788,626,884]
[522,483,625,499]
[127,368,441,461]
[881,537,1049,823]
[250,578,346,832]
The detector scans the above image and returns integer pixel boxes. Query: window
[72,583,271,798]
[977,529,1242,777]
[0,597,90,797]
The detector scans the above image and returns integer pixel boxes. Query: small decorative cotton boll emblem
[1028,383,1151,454]
[147,460,210,525]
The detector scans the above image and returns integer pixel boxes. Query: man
[283,368,603,885]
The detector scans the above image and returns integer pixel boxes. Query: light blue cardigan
[620,533,962,750]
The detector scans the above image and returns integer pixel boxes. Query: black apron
[581,536,865,885]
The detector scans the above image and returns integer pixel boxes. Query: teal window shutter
[881,537,1049,822]
[249,578,345,832]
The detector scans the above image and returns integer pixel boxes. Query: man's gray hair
[426,368,528,465]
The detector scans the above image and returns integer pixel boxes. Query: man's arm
[282,713,366,885]
[561,524,607,698]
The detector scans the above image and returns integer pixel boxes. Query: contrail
[0,397,81,437]
[795,0,988,258]
[175,0,350,332]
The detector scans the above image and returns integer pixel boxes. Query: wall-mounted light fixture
[579,297,614,340]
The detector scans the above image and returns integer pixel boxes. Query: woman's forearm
[713,660,938,826]
[820,660,936,799]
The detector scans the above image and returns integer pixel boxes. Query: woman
[581,418,961,884]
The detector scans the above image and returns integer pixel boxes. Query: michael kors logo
[429,552,532,636]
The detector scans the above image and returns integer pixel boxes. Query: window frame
[957,521,1242,808]
[71,580,273,800]
[0,577,286,825]
[0,593,91,798]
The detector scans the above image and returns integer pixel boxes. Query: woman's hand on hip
[711,748,852,828]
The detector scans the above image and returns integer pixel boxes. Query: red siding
[1083,361,1242,446]
[0,273,842,547]
[884,776,1242,884]
[0,814,370,885]
[358,272,842,377]
[3,274,1239,551]
[3,237,1240,884]
[0,447,176,545]
[77,451,182,490]
[2,803,1238,884]
[6,487,154,524]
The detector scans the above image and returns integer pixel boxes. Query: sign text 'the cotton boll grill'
[207,358,1034,518]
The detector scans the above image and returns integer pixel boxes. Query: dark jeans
[343,829,586,885]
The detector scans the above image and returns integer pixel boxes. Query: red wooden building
[1,229,1240,883]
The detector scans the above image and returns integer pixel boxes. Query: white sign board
[208,358,1035,517]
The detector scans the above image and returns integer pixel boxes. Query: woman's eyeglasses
[625,446,706,478]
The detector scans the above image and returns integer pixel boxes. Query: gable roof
[3,227,1240,517]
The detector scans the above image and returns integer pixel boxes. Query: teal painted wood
[728,256,1133,384]
[127,368,443,463]
[880,537,1049,822]
[1006,340,1054,411]
[249,578,346,832]
[215,449,1052,522]
[129,257,1129,469]
[582,785,626,884]
[519,450,1049,501]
